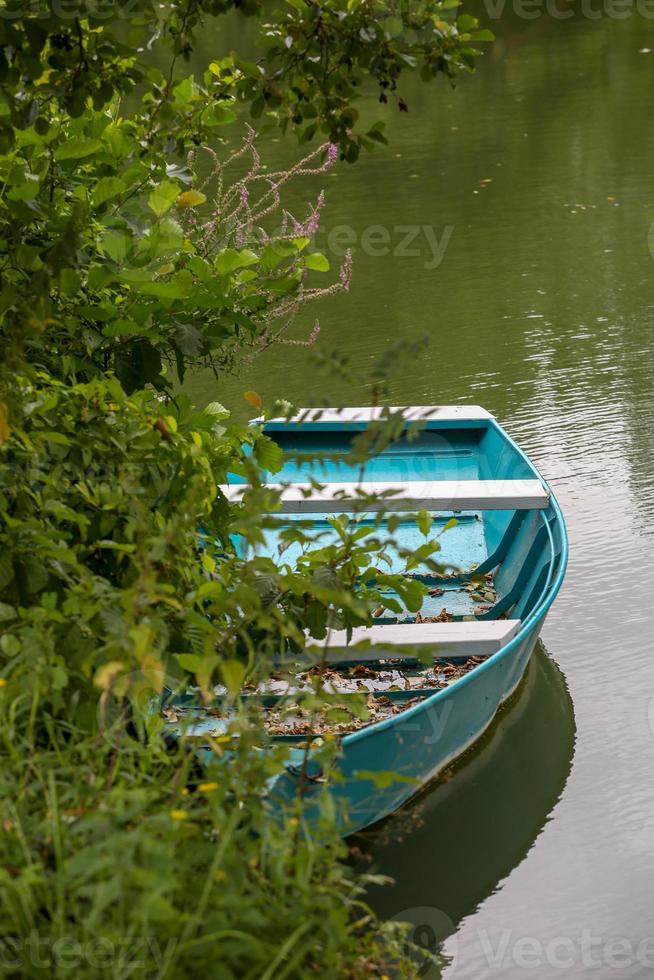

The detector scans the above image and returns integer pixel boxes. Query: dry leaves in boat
[264,694,425,737]
[463,572,498,605]
[259,656,484,736]
[167,654,485,739]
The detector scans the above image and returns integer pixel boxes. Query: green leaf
[312,566,341,591]
[304,252,330,272]
[59,269,81,297]
[397,578,426,612]
[203,402,230,420]
[92,176,126,207]
[114,341,162,394]
[470,28,495,41]
[0,634,20,656]
[87,265,115,290]
[0,602,17,622]
[172,75,197,104]
[54,138,103,161]
[7,172,40,201]
[148,180,180,217]
[187,256,213,281]
[219,659,246,696]
[102,231,131,263]
[174,322,203,357]
[356,770,419,789]
[417,509,432,537]
[0,554,13,592]
[456,13,479,31]
[253,574,280,606]
[305,598,327,638]
[253,435,284,473]
[136,274,193,299]
[207,104,237,125]
[382,16,403,37]
[142,216,184,259]
[381,596,403,614]
[214,248,259,275]
[260,241,297,272]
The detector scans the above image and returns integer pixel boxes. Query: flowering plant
[181,128,353,364]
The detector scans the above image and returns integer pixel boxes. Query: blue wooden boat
[176,406,568,836]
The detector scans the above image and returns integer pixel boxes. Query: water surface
[188,10,654,977]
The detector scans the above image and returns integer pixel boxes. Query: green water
[187,9,654,977]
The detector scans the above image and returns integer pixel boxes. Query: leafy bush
[0,369,436,977]
[0,0,491,161]
[0,2,481,974]
[1,711,412,977]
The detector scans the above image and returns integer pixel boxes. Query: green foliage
[0,375,441,714]
[0,1,491,159]
[0,1,482,974]
[0,113,344,392]
[0,0,490,388]
[0,729,413,978]
[0,371,442,976]
[0,374,228,712]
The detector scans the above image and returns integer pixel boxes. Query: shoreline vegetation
[0,3,491,975]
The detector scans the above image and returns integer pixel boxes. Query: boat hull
[270,617,544,835]
[264,411,570,835]
[203,406,570,836]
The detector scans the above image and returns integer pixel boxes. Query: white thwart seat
[258,405,493,427]
[220,479,549,512]
[305,620,521,663]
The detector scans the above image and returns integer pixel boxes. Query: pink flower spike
[305,191,326,235]
[319,143,339,171]
[306,212,319,236]
[339,250,353,291]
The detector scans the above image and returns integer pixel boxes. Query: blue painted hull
[174,407,568,837]
[262,411,569,836]
[270,619,546,835]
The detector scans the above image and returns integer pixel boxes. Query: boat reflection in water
[357,643,575,978]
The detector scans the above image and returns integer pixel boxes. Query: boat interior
[164,409,567,746]
[227,409,565,635]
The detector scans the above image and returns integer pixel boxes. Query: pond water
[188,8,654,978]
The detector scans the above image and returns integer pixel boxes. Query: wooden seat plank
[306,619,521,663]
[221,479,549,512]
[259,405,493,427]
